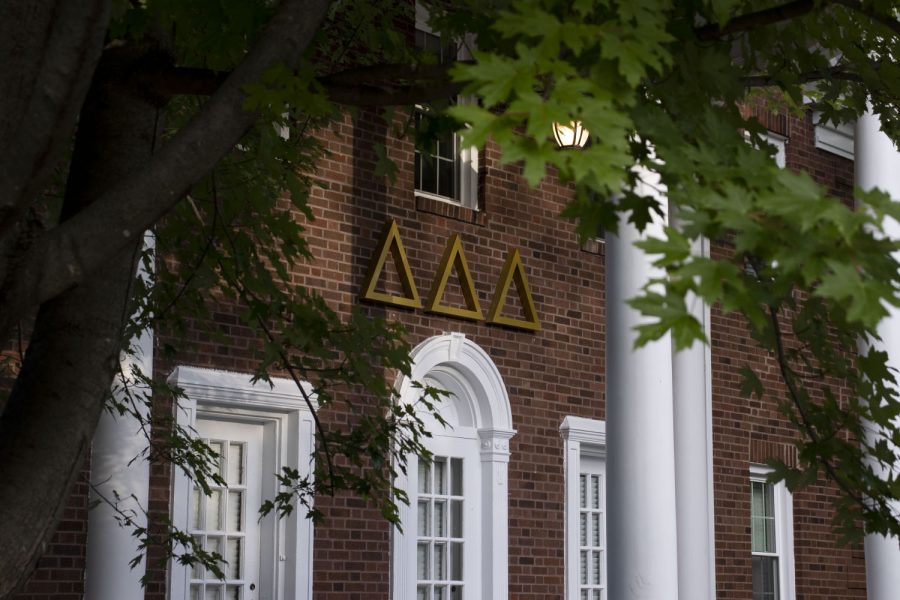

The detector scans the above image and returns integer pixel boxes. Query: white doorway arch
[393,333,515,600]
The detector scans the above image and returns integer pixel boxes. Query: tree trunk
[0,0,110,298]
[0,43,164,598]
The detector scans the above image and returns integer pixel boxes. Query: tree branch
[137,66,229,98]
[0,0,333,340]
[831,0,900,36]
[742,66,863,87]
[0,0,111,301]
[0,0,110,215]
[321,62,464,86]
[695,0,815,41]
[767,304,869,509]
[324,81,465,106]
[140,61,467,106]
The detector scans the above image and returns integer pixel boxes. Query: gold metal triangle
[487,248,541,331]
[425,234,484,321]
[359,219,422,309]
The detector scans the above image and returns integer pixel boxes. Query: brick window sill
[416,194,487,226]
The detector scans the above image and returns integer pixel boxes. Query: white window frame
[764,131,787,169]
[560,416,607,600]
[750,464,796,600]
[812,111,854,160]
[414,3,479,210]
[167,366,316,600]
[392,333,515,600]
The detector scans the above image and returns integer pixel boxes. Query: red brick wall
[299,109,605,598]
[710,107,865,599]
[12,461,90,600]
[18,104,868,600]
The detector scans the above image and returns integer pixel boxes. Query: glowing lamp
[552,121,589,149]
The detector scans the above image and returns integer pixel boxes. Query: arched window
[392,333,515,600]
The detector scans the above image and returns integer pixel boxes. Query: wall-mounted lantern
[552,121,589,149]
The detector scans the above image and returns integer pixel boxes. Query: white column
[855,110,900,600]
[672,234,717,600]
[479,428,514,600]
[606,173,679,599]
[85,233,154,599]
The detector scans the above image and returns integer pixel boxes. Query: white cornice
[167,365,315,411]
[559,415,606,446]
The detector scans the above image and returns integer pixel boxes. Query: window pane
[207,490,222,531]
[751,517,765,552]
[751,482,764,516]
[226,491,242,532]
[420,155,437,194]
[417,543,430,580]
[415,151,422,190]
[580,513,587,546]
[418,501,431,537]
[190,585,202,600]
[417,585,428,600]
[450,585,462,600]
[451,500,463,538]
[435,500,446,537]
[580,550,588,585]
[434,458,446,494]
[419,461,431,494]
[434,586,445,600]
[191,487,202,530]
[580,475,587,509]
[209,442,224,477]
[191,536,203,579]
[225,538,241,579]
[752,555,779,600]
[207,535,221,555]
[592,551,601,584]
[591,475,600,509]
[450,542,463,580]
[592,513,600,547]
[205,586,222,600]
[751,482,776,553]
[434,543,446,579]
[227,443,243,486]
[226,585,240,600]
[438,158,454,198]
[437,133,454,160]
[450,458,463,495]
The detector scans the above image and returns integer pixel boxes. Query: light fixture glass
[552,121,589,149]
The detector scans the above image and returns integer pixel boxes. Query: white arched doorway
[392,333,515,600]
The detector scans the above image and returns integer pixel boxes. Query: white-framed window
[560,416,607,600]
[393,333,515,600]
[750,464,795,600]
[167,366,316,600]
[414,3,478,209]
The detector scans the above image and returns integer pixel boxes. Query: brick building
[15,52,899,600]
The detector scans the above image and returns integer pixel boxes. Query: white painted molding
[393,333,515,600]
[813,111,855,160]
[560,415,607,449]
[750,464,796,600]
[399,332,515,433]
[765,131,788,168]
[560,416,607,600]
[167,366,315,600]
[168,365,317,411]
[86,231,155,600]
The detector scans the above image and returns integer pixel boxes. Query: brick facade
[17,104,867,599]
